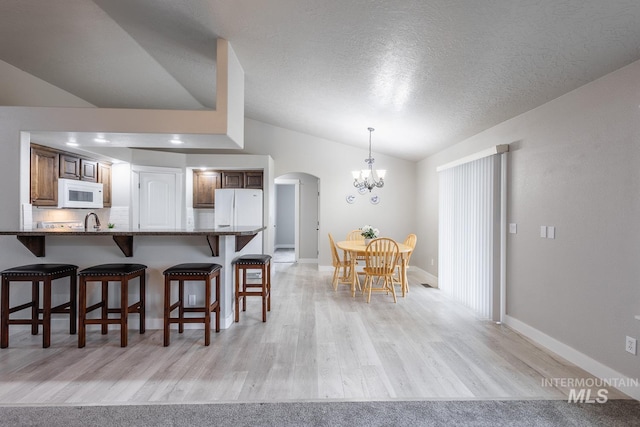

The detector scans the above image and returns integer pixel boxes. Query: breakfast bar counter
[0,226,267,330]
[0,226,265,257]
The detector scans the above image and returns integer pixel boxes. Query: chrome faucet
[84,212,101,231]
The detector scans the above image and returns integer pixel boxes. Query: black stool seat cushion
[79,263,147,276]
[1,264,78,276]
[232,254,272,265]
[163,263,222,276]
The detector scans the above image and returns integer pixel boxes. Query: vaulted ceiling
[1,0,640,160]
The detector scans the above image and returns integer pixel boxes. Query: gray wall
[415,59,640,384]
[275,184,295,248]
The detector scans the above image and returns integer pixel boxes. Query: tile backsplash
[30,206,130,229]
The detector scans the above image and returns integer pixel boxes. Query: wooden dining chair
[393,233,417,296]
[362,237,399,303]
[345,229,366,284]
[346,229,364,241]
[328,233,352,291]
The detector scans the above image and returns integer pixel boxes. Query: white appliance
[215,188,263,253]
[58,178,104,209]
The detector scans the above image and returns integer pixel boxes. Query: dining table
[335,239,413,298]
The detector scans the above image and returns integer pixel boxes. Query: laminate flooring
[0,263,629,405]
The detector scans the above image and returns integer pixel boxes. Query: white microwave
[58,178,104,209]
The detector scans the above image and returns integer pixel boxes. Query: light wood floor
[0,263,629,405]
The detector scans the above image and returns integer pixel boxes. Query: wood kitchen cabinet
[221,171,245,188]
[81,159,98,182]
[59,153,81,179]
[193,170,221,208]
[98,162,112,207]
[245,171,264,189]
[60,154,98,182]
[30,146,59,207]
[221,170,263,189]
[31,144,112,207]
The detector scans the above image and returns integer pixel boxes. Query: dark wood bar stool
[232,254,272,322]
[163,263,221,346]
[1,264,78,348]
[78,263,146,348]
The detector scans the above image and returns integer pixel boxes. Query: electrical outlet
[626,336,637,355]
[188,294,197,306]
[431,258,435,266]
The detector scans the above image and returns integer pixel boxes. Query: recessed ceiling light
[94,138,109,143]
[170,139,184,145]
[66,142,79,147]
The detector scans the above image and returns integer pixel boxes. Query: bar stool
[1,264,78,348]
[78,263,146,348]
[232,254,272,322]
[163,263,221,346]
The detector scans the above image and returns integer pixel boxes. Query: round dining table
[335,239,413,297]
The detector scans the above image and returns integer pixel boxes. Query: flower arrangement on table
[360,225,379,240]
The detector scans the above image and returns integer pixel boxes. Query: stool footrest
[8,301,35,314]
[167,317,208,324]
[50,302,71,312]
[84,319,123,325]
[5,319,39,326]
[85,301,105,313]
[128,302,142,312]
[238,291,267,297]
[183,307,208,313]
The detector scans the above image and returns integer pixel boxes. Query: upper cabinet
[245,171,264,189]
[221,171,245,188]
[193,170,222,209]
[193,170,263,208]
[81,159,98,182]
[30,144,111,207]
[59,154,98,182]
[30,146,59,207]
[59,153,81,180]
[98,163,112,207]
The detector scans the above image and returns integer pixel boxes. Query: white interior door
[139,172,178,229]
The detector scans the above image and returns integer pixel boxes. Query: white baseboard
[274,244,295,249]
[318,265,333,272]
[411,267,439,288]
[504,315,640,400]
[297,258,318,264]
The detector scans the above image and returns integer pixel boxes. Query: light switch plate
[547,226,555,239]
[540,226,547,238]
[509,223,517,234]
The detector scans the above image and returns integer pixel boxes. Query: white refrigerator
[215,188,263,254]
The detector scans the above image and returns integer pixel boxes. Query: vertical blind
[438,154,501,320]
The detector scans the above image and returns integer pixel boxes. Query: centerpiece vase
[364,238,372,245]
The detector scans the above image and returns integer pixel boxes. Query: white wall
[415,59,640,388]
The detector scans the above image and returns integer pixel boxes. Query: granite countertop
[0,225,266,236]
[0,225,266,257]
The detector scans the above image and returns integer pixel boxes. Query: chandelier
[352,127,386,192]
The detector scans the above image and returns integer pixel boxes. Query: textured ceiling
[1,0,640,160]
